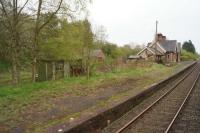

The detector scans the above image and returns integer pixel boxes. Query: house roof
[148,42,166,54]
[137,38,181,57]
[159,40,177,52]
[148,47,164,55]
[137,46,164,56]
[137,47,154,55]
[91,49,104,57]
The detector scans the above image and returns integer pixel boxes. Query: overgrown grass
[0,62,189,132]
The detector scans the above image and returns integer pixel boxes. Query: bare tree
[94,25,108,45]
[0,0,29,85]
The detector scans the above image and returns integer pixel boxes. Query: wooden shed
[36,59,66,82]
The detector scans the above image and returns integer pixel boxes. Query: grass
[0,62,189,132]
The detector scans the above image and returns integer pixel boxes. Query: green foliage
[101,43,118,58]
[39,19,93,61]
[0,59,11,72]
[99,43,141,59]
[182,40,196,54]
[120,45,142,57]
[181,49,199,61]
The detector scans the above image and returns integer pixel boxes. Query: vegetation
[181,40,199,61]
[0,62,184,133]
[182,40,196,54]
[0,0,91,85]
[0,0,140,85]
[181,49,199,61]
[0,59,11,73]
[0,1,198,133]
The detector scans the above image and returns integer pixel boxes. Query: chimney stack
[157,33,163,42]
[162,36,166,41]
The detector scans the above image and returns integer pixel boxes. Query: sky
[88,0,200,52]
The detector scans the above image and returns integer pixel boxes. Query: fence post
[52,62,56,80]
[64,62,70,78]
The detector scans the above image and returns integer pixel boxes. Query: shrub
[181,49,199,61]
[0,59,11,73]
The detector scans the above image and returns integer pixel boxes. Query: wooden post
[45,63,48,80]
[52,62,56,80]
[64,62,70,78]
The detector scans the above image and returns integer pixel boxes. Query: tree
[82,19,94,79]
[0,0,91,83]
[31,0,64,82]
[94,25,108,45]
[31,0,91,82]
[101,43,120,59]
[182,40,196,54]
[0,0,29,85]
[40,19,84,61]
[0,15,9,61]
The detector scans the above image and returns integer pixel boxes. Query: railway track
[166,69,200,133]
[103,62,200,133]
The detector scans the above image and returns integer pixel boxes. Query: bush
[0,59,11,73]
[181,49,199,61]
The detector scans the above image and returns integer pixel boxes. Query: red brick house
[138,34,181,63]
[91,49,105,62]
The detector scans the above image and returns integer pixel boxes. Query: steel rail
[116,65,198,133]
[164,71,200,133]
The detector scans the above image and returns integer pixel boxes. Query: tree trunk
[12,63,18,85]
[32,56,37,82]
[86,51,91,79]
[32,29,39,82]
[11,52,20,85]
[87,62,90,79]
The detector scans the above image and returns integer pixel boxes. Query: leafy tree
[40,19,85,61]
[39,18,94,78]
[31,0,91,82]
[182,40,196,54]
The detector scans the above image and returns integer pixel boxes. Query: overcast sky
[88,0,200,52]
